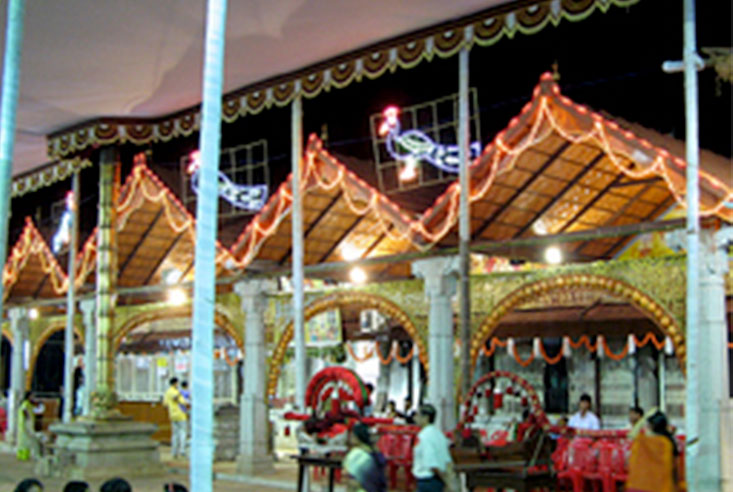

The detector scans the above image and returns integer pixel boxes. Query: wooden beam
[118,208,164,279]
[32,275,48,299]
[557,173,625,233]
[360,224,394,259]
[512,151,606,238]
[278,191,342,265]
[317,214,367,263]
[597,195,676,258]
[610,176,663,188]
[472,142,572,240]
[142,229,186,285]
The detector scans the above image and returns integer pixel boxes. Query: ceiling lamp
[28,308,39,320]
[341,243,362,262]
[164,268,182,285]
[167,288,188,306]
[544,246,563,265]
[349,267,367,284]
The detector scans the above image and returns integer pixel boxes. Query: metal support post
[62,171,79,422]
[458,46,471,398]
[191,0,228,490]
[291,94,306,409]
[0,0,26,325]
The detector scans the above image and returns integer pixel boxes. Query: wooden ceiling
[5,76,732,302]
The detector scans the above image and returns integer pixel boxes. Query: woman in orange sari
[626,410,679,492]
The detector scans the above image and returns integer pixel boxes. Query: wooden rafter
[317,215,367,263]
[472,141,572,240]
[557,173,625,234]
[118,208,165,279]
[278,191,343,265]
[142,230,187,285]
[512,151,606,238]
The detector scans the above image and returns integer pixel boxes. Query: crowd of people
[13,478,188,492]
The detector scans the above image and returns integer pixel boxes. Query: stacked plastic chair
[378,433,415,490]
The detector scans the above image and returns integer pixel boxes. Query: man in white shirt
[412,404,454,492]
[568,393,601,431]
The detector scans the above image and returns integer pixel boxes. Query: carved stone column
[79,299,96,416]
[235,279,275,474]
[412,257,458,431]
[6,306,27,444]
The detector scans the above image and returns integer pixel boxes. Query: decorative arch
[267,291,427,397]
[470,274,685,379]
[113,305,243,351]
[459,370,548,428]
[26,322,84,390]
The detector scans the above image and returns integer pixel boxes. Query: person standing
[16,392,40,461]
[568,393,600,431]
[163,378,188,459]
[412,404,454,492]
[626,410,679,492]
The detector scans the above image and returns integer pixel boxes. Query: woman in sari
[16,392,39,461]
[626,410,679,492]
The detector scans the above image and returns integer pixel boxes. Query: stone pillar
[79,299,96,416]
[235,279,274,475]
[7,307,27,444]
[49,149,161,480]
[412,257,458,431]
[697,227,731,490]
[91,147,118,417]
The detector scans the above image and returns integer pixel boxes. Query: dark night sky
[8,0,732,250]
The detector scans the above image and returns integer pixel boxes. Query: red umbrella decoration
[304,366,369,411]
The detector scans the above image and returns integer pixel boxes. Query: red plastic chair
[604,439,631,492]
[390,433,415,490]
[557,438,593,492]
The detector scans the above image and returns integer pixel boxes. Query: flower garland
[478,333,668,366]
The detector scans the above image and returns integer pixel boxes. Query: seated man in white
[568,393,600,430]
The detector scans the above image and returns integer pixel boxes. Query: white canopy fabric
[0,0,506,175]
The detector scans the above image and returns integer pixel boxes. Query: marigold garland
[345,342,376,362]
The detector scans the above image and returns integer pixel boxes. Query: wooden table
[454,462,557,492]
[291,453,343,492]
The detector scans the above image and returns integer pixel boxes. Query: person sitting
[14,478,43,492]
[568,393,600,431]
[63,481,90,492]
[397,397,416,424]
[100,478,132,492]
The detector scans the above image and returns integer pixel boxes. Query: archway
[0,333,11,393]
[114,305,242,350]
[27,324,84,390]
[470,274,684,373]
[469,273,685,425]
[267,291,427,398]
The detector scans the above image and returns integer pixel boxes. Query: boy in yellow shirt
[163,377,188,458]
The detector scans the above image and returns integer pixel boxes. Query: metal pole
[191,0,227,489]
[291,94,306,409]
[682,0,702,488]
[458,47,471,398]
[62,171,80,422]
[0,0,25,329]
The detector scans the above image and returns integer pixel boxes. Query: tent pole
[191,0,228,490]
[62,171,79,422]
[292,94,306,409]
[0,0,25,333]
[458,46,471,399]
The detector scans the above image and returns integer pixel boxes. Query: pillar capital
[412,256,459,298]
[234,278,275,300]
[702,227,732,277]
[7,306,27,321]
[79,298,96,315]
